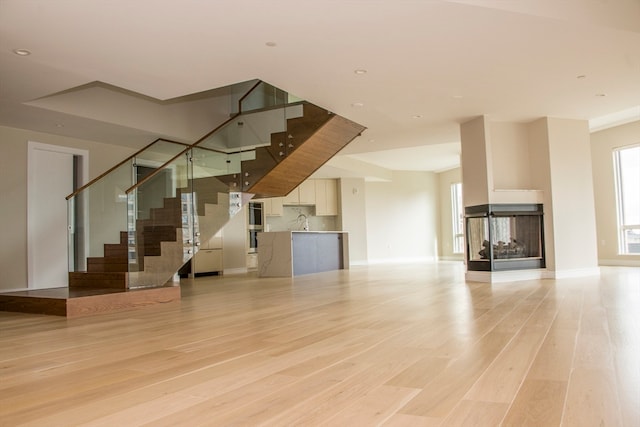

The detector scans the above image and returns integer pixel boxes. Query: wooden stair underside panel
[248,115,366,197]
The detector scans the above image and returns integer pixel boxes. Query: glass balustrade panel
[126,149,194,288]
[66,139,189,274]
[240,81,288,113]
[134,139,189,172]
[189,147,244,251]
[67,159,133,273]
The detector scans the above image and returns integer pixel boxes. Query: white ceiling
[1,0,639,179]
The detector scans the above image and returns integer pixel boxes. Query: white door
[28,143,87,289]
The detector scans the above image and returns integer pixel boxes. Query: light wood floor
[1,263,638,426]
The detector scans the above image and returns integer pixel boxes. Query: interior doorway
[27,142,88,289]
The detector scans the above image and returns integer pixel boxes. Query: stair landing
[0,284,180,318]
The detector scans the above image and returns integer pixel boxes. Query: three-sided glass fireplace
[465,204,545,271]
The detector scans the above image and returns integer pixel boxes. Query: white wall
[437,168,464,261]
[490,122,532,190]
[461,116,492,207]
[365,171,438,263]
[528,118,556,269]
[591,120,640,266]
[338,178,368,263]
[546,118,599,274]
[0,125,136,292]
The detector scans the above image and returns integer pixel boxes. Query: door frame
[27,141,89,289]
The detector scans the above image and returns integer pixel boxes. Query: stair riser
[69,272,128,289]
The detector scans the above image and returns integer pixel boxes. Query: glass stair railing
[67,80,366,290]
[66,138,190,288]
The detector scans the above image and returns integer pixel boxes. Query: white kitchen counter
[257,231,349,277]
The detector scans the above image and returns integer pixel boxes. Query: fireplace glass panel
[465,204,545,271]
[467,217,489,262]
[489,216,542,260]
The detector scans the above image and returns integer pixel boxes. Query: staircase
[66,80,366,291]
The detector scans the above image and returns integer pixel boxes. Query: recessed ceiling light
[12,48,31,56]
[576,75,587,79]
[265,41,277,47]
[351,102,364,107]
[411,114,423,119]
[595,93,607,97]
[354,69,367,75]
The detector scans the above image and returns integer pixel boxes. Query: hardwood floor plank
[526,326,578,381]
[270,344,427,425]
[562,367,623,427]
[397,329,513,418]
[382,413,444,427]
[463,325,549,403]
[324,385,420,425]
[385,356,452,388]
[440,399,509,427]
[501,379,567,427]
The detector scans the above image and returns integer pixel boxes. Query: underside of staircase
[249,114,365,197]
[218,103,365,198]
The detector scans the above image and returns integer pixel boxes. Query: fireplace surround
[465,204,545,272]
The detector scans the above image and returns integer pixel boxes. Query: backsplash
[265,205,338,232]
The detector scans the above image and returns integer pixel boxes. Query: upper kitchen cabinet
[281,179,338,215]
[283,180,316,205]
[253,197,283,216]
[315,179,338,216]
[263,197,284,216]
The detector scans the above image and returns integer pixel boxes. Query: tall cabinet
[192,231,223,275]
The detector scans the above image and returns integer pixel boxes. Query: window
[451,183,464,254]
[614,145,640,254]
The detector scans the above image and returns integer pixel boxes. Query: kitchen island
[257,231,349,277]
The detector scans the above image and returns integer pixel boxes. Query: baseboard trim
[438,256,464,261]
[367,256,437,265]
[223,267,249,275]
[598,259,640,267]
[465,269,547,283]
[548,267,601,279]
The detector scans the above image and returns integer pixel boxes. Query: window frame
[451,182,464,254]
[613,144,640,255]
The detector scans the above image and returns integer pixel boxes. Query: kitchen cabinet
[257,197,284,216]
[192,232,223,275]
[282,189,299,205]
[257,231,349,277]
[315,179,338,216]
[283,180,316,205]
[193,248,223,275]
[298,180,316,205]
[247,253,258,270]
